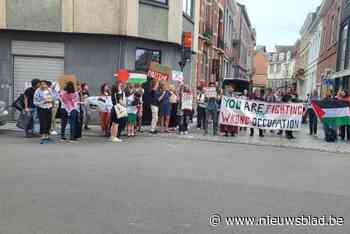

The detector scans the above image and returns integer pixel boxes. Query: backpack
[325,126,337,143]
[12,93,25,111]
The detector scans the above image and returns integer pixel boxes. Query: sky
[238,0,322,51]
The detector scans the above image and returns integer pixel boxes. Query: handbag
[114,104,128,119]
[16,112,31,129]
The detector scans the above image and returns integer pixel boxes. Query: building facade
[252,46,268,90]
[333,0,350,92]
[196,0,225,84]
[317,0,341,96]
[196,0,255,86]
[267,46,295,90]
[0,0,199,106]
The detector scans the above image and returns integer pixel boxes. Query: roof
[237,3,251,28]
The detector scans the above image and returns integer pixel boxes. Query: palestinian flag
[311,100,350,126]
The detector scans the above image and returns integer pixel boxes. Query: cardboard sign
[58,74,77,91]
[204,87,217,98]
[181,93,193,110]
[148,62,172,81]
[219,96,304,131]
[172,70,184,83]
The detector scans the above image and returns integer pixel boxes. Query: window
[135,48,161,72]
[340,25,348,70]
[331,15,337,44]
[183,0,193,18]
[141,0,168,6]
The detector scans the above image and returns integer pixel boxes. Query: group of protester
[20,76,350,144]
[197,84,299,139]
[23,79,90,144]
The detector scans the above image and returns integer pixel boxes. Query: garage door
[11,40,65,100]
[13,56,64,99]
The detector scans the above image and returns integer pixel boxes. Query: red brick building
[317,0,341,95]
[196,0,225,84]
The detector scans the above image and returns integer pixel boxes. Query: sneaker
[150,130,158,134]
[180,132,184,135]
[314,134,317,137]
[50,130,58,136]
[184,131,189,135]
[111,137,122,143]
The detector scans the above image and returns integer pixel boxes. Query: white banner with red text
[219,96,304,131]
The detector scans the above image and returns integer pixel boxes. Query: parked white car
[0,101,9,126]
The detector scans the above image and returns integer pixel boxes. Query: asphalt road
[0,130,350,234]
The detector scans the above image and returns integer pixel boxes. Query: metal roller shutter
[13,56,64,99]
[11,40,65,100]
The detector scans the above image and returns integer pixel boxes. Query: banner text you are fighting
[220,96,304,131]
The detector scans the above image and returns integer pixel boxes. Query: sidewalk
[2,122,350,154]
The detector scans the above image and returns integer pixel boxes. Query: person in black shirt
[282,87,298,139]
[24,79,40,137]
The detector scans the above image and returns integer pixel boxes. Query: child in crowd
[126,85,138,137]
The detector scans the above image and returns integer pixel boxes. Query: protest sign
[172,70,184,83]
[58,74,77,91]
[148,62,172,81]
[204,87,217,98]
[219,96,304,131]
[181,93,193,110]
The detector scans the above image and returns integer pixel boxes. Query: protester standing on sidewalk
[169,85,178,131]
[24,79,40,138]
[98,83,112,137]
[33,80,55,144]
[48,82,59,136]
[110,82,127,143]
[250,89,264,137]
[150,80,160,134]
[337,90,350,141]
[81,83,91,130]
[308,89,319,137]
[220,85,237,137]
[59,81,80,142]
[135,84,144,132]
[282,87,298,139]
[204,82,219,136]
[196,86,206,130]
[178,85,193,135]
[158,81,171,133]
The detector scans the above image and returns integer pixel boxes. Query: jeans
[204,109,218,135]
[197,106,206,129]
[151,105,159,132]
[308,109,318,135]
[61,109,78,140]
